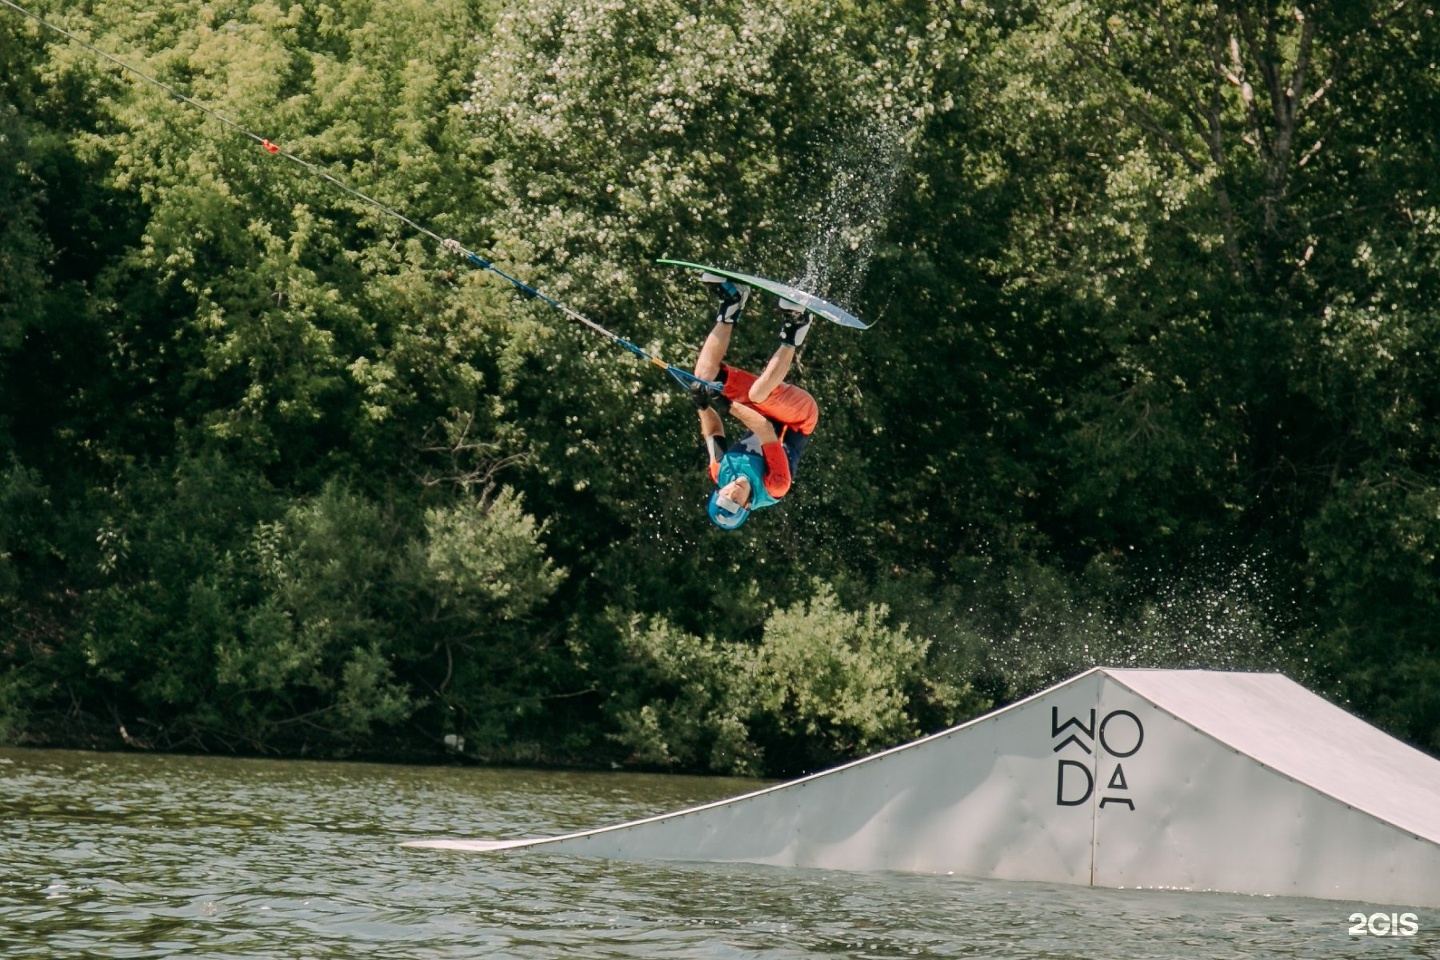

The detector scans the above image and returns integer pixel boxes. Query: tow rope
[0,0,719,392]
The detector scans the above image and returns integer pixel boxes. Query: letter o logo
[1099,710,1144,758]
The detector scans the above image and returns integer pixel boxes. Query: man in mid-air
[689,277,817,530]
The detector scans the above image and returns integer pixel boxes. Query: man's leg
[693,279,749,381]
[695,281,750,463]
[693,320,733,383]
[747,343,796,403]
[746,303,811,403]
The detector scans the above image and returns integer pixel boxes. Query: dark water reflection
[2,748,1435,958]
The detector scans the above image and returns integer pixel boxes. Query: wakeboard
[657,259,870,330]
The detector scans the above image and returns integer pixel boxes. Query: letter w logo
[1051,708,1096,755]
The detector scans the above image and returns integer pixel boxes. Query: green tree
[602,580,976,776]
[0,104,48,357]
[397,485,569,756]
[7,0,1440,765]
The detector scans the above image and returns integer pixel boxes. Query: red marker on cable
[261,139,279,154]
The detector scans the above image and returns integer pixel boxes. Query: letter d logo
[1056,759,1094,806]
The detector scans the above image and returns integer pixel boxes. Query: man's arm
[728,401,792,497]
[697,406,727,478]
[726,401,779,446]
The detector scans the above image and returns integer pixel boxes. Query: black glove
[690,383,730,412]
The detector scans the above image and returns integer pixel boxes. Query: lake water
[2,747,1435,958]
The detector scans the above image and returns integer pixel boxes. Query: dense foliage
[3,0,1438,773]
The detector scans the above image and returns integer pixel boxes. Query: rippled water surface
[2,747,1435,958]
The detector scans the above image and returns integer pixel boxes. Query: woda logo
[1051,707,1143,810]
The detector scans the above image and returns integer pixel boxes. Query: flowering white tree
[463,0,959,320]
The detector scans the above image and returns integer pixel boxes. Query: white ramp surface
[405,669,1440,907]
